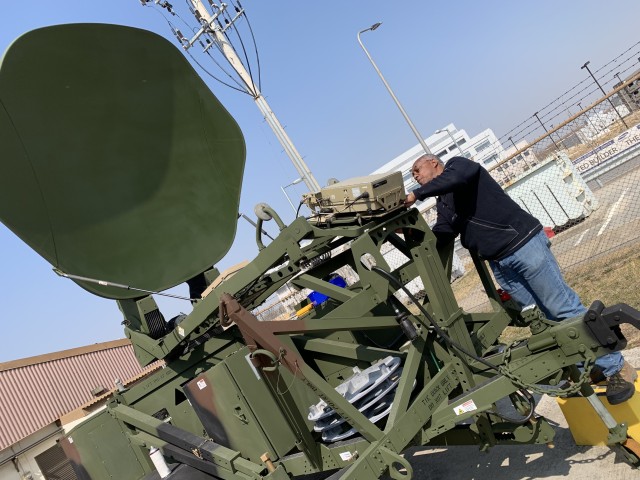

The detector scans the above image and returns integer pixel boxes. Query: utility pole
[151,1,321,193]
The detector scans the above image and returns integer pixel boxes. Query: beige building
[0,340,161,480]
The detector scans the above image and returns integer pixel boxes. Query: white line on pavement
[573,228,590,246]
[597,187,629,236]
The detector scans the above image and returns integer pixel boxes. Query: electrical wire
[200,47,254,93]
[369,265,536,424]
[221,6,256,93]
[188,49,252,94]
[210,40,255,93]
[236,2,263,92]
[148,4,252,94]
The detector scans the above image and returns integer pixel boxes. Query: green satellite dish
[0,24,246,299]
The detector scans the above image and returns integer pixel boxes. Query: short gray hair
[414,153,444,168]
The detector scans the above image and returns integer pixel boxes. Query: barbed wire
[498,42,640,144]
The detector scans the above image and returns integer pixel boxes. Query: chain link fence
[448,60,640,314]
[254,46,640,321]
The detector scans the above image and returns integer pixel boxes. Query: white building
[372,123,506,216]
[372,123,505,197]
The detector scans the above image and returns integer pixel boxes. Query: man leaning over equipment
[404,153,637,404]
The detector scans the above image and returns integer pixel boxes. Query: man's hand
[404,192,417,208]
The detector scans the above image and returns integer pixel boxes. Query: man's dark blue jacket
[412,156,542,260]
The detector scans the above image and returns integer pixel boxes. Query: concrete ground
[401,347,640,479]
[301,348,640,480]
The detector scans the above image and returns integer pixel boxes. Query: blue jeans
[489,230,623,377]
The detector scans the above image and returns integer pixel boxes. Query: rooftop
[0,339,160,451]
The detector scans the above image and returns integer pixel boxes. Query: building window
[483,154,499,165]
[457,138,466,145]
[437,150,447,157]
[475,140,491,152]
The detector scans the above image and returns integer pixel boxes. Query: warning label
[453,399,477,416]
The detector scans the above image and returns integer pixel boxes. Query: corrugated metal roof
[0,339,155,450]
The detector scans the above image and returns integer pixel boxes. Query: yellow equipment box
[557,373,640,446]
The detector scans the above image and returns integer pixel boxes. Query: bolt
[260,453,276,473]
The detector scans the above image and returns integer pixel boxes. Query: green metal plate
[0,24,245,298]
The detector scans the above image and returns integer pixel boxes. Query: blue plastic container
[307,275,347,306]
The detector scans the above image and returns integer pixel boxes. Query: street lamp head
[291,177,304,185]
[435,129,445,134]
[359,22,382,35]
[581,61,590,70]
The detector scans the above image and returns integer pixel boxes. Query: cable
[210,41,256,94]
[221,7,256,91]
[328,192,370,217]
[54,269,195,301]
[237,3,263,91]
[150,6,251,94]
[190,49,251,94]
[372,266,497,371]
[369,264,536,424]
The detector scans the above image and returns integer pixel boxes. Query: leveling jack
[558,364,640,466]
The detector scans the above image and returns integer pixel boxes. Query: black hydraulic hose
[369,265,536,424]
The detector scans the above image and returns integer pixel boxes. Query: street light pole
[281,177,304,213]
[435,128,464,156]
[581,61,628,128]
[358,23,432,155]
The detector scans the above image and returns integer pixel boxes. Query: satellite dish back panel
[0,24,246,299]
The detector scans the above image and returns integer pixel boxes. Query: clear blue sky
[1,1,638,361]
